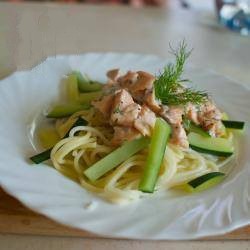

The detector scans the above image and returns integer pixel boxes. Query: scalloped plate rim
[0,52,249,240]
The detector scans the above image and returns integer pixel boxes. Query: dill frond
[154,40,207,106]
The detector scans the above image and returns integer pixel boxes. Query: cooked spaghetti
[48,108,233,204]
[30,42,241,204]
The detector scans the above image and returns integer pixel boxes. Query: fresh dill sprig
[154,40,207,106]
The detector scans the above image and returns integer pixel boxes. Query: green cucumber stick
[71,71,102,93]
[84,137,150,182]
[78,91,102,105]
[47,103,90,118]
[67,74,79,103]
[139,118,171,193]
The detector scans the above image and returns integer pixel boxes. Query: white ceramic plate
[0,53,249,240]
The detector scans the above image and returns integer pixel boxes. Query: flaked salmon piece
[92,94,114,117]
[170,123,189,148]
[129,90,144,104]
[130,71,155,93]
[111,103,141,127]
[160,106,184,125]
[112,89,134,111]
[107,69,120,82]
[111,126,141,146]
[198,101,222,121]
[134,105,156,136]
[110,89,140,126]
[197,101,224,137]
[104,69,121,94]
[185,103,199,125]
[118,71,138,89]
[145,89,161,113]
[160,106,188,147]
[211,121,225,137]
[201,119,225,137]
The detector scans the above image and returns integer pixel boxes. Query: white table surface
[0,1,250,249]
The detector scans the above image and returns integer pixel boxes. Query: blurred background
[1,0,249,35]
[0,0,249,81]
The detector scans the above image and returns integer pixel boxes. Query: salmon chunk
[160,106,189,148]
[145,89,161,113]
[130,71,155,93]
[170,123,189,148]
[92,94,114,117]
[112,89,134,111]
[160,106,184,125]
[107,69,120,83]
[197,101,224,137]
[111,126,141,145]
[111,103,141,127]
[110,89,140,126]
[134,105,156,136]
[185,103,199,125]
[118,71,138,89]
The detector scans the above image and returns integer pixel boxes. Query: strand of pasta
[80,177,104,193]
[73,149,85,175]
[168,149,209,187]
[116,174,141,187]
[157,147,179,189]
[53,137,95,163]
[50,123,233,204]
[80,153,146,203]
[124,180,140,190]
[69,126,111,145]
[89,145,113,163]
[55,109,94,137]
[82,152,93,166]
[51,132,94,174]
[105,157,145,189]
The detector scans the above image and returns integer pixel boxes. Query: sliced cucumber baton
[30,149,52,165]
[221,112,229,120]
[67,74,79,103]
[189,123,210,137]
[222,120,245,130]
[139,118,171,193]
[84,137,150,182]
[188,132,234,157]
[78,91,102,105]
[71,71,103,93]
[180,172,225,193]
[47,103,90,118]
[183,118,210,137]
[30,118,87,164]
